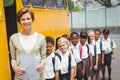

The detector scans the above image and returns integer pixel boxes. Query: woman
[9,8,46,80]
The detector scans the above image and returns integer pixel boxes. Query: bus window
[63,0,67,9]
[46,0,56,9]
[56,0,64,9]
[31,0,45,8]
[4,0,14,7]
[56,0,63,9]
[22,0,30,7]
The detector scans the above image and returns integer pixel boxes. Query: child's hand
[93,65,97,71]
[101,60,104,66]
[81,69,85,77]
[112,54,115,59]
[89,66,92,72]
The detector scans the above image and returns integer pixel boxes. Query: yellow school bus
[0,0,11,80]
[1,0,70,79]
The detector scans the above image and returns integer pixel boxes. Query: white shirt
[19,32,38,54]
[45,52,61,79]
[102,37,116,54]
[58,50,76,74]
[71,43,88,63]
[89,40,99,56]
[95,38,105,54]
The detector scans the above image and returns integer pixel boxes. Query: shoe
[102,77,105,80]
[108,78,112,80]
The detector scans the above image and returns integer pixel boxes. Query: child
[87,30,99,80]
[45,36,61,80]
[70,31,88,80]
[94,29,105,80]
[57,37,76,80]
[102,28,116,80]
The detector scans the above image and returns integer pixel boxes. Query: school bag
[79,44,89,59]
[100,38,113,52]
[52,52,71,80]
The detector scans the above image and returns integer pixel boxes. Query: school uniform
[71,43,88,80]
[45,52,61,80]
[88,40,99,77]
[102,37,116,79]
[95,38,105,73]
[57,50,76,80]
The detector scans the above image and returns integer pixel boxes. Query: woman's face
[19,12,33,30]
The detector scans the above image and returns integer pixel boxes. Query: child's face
[80,38,86,45]
[88,32,95,42]
[70,34,79,46]
[46,42,54,55]
[58,42,68,54]
[95,31,101,41]
[103,34,109,40]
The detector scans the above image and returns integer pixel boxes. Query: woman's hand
[13,66,26,75]
[36,62,45,72]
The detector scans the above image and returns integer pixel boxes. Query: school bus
[1,0,70,79]
[16,0,70,40]
[0,0,11,80]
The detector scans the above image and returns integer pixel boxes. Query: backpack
[52,52,71,79]
[79,44,89,59]
[100,38,113,52]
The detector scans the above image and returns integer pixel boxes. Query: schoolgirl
[57,37,76,80]
[87,30,99,80]
[45,36,61,80]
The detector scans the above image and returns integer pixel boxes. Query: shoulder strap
[100,38,102,52]
[111,39,113,49]
[52,53,61,74]
[94,44,97,64]
[52,55,55,72]
[68,53,71,80]
[79,45,82,59]
[55,52,61,61]
[86,44,89,54]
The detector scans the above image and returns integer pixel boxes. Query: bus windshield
[4,0,14,7]
[22,0,67,9]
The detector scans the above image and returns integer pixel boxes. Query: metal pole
[85,1,87,31]
[70,11,73,32]
[105,6,107,28]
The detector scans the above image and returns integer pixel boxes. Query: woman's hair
[46,36,54,46]
[17,8,34,23]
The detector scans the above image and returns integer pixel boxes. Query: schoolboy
[102,28,116,80]
[70,31,88,80]
[94,29,105,80]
